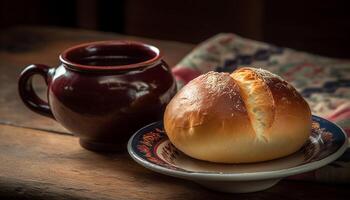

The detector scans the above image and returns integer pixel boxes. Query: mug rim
[59,40,162,71]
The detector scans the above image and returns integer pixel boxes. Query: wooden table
[0,26,348,199]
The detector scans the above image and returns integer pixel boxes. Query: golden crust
[230,68,275,142]
[164,68,312,163]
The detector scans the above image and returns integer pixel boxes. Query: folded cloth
[172,33,350,183]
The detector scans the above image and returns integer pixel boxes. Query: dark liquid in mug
[76,55,149,66]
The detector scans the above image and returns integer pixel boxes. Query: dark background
[1,0,350,58]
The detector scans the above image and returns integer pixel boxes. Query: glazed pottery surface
[18,41,177,151]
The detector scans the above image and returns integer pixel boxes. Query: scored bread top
[230,68,275,142]
[166,67,290,141]
[163,67,311,163]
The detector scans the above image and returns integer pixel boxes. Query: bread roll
[164,67,311,163]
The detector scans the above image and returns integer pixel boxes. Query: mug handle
[18,64,55,119]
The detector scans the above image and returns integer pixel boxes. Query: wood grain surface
[0,27,348,199]
[0,124,348,200]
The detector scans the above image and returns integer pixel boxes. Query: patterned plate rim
[127,115,348,181]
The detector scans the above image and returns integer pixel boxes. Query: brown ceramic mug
[18,41,177,151]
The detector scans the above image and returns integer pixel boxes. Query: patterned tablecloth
[172,33,350,183]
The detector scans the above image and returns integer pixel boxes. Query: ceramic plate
[128,115,348,193]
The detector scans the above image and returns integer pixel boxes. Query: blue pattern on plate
[130,115,346,173]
